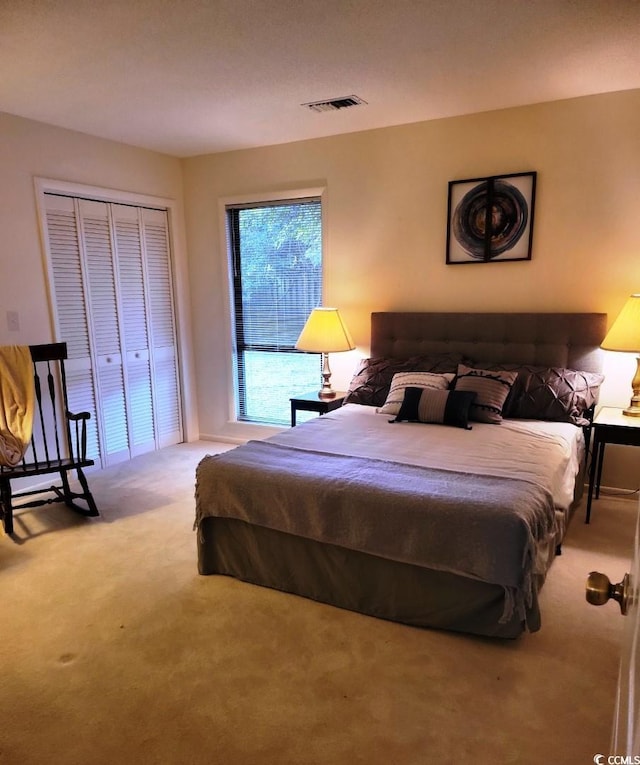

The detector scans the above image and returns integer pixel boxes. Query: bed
[195,312,606,638]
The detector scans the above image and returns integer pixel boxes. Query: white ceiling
[1,0,639,158]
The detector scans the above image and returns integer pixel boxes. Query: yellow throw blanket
[0,346,35,468]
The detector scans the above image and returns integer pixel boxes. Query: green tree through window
[228,198,322,424]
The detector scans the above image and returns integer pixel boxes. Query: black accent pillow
[392,386,477,429]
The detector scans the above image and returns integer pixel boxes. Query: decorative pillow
[378,372,455,415]
[343,353,465,407]
[506,366,604,425]
[392,387,477,429]
[468,361,605,425]
[454,365,518,424]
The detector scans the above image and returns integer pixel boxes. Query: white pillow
[377,372,455,415]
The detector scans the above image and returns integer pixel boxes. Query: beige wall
[183,89,640,488]
[0,111,198,439]
[1,93,639,489]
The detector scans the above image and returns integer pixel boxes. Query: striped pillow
[378,371,455,416]
[454,365,518,424]
[393,387,477,429]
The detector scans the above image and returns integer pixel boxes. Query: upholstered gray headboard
[370,312,607,373]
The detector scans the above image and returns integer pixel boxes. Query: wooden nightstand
[585,406,640,523]
[289,391,346,427]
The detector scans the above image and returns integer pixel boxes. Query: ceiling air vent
[302,95,367,113]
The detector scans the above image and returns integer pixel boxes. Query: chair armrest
[66,410,91,421]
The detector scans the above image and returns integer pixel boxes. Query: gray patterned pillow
[454,365,518,424]
[378,371,455,415]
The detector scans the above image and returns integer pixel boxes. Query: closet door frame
[34,177,197,457]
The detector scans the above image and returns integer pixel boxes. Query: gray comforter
[195,439,557,624]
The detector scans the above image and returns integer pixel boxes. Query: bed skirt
[197,516,543,639]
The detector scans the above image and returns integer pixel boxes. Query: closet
[42,193,182,468]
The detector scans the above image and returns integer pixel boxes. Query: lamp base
[318,352,336,399]
[624,360,640,416]
[622,388,640,417]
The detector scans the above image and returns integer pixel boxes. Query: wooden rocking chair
[0,343,99,535]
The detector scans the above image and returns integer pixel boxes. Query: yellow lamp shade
[601,294,640,353]
[602,294,640,416]
[295,308,354,353]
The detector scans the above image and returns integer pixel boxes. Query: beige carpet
[0,441,635,765]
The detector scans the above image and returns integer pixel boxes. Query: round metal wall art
[452,179,529,260]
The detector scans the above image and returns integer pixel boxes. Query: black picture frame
[446,171,537,264]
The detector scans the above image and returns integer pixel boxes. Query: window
[227,197,322,425]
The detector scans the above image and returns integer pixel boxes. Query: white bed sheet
[270,403,584,511]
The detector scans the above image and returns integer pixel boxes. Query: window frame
[219,186,327,428]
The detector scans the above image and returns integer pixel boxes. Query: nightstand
[585,406,640,523]
[289,391,346,427]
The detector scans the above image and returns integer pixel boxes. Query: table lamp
[601,293,640,417]
[296,307,354,398]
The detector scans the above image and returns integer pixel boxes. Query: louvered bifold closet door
[43,193,183,467]
[45,194,101,464]
[113,204,156,456]
[142,208,182,447]
[80,200,130,465]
